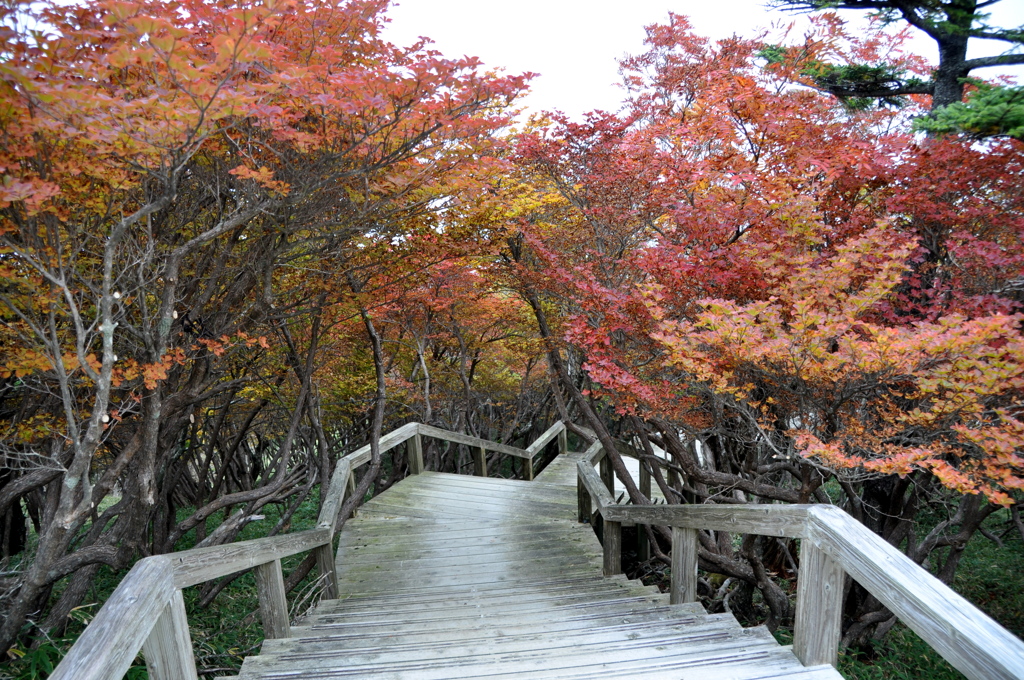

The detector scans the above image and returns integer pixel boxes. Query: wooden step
[236,465,842,680]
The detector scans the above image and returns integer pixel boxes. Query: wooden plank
[255,559,290,639]
[316,458,350,532]
[170,528,330,588]
[49,556,174,680]
[417,424,530,458]
[808,506,1024,680]
[671,526,698,605]
[603,519,622,576]
[577,460,615,511]
[793,542,843,667]
[525,421,566,455]
[582,439,604,464]
[142,588,199,680]
[407,434,424,475]
[601,504,811,538]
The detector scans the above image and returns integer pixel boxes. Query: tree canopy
[0,0,1022,666]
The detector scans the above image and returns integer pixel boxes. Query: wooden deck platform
[237,463,840,680]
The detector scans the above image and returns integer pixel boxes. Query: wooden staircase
[236,468,842,680]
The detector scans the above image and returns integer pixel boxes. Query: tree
[771,0,1024,109]
[0,0,527,654]
[509,13,1023,642]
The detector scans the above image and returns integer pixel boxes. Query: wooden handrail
[50,420,565,680]
[576,447,1024,680]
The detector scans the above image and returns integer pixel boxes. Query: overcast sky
[381,0,1024,120]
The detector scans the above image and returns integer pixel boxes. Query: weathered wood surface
[315,457,350,531]
[525,420,566,455]
[793,542,843,667]
[143,589,199,680]
[237,464,835,680]
[807,505,1024,680]
[601,503,811,538]
[334,421,419,470]
[670,526,698,605]
[49,556,174,680]
[170,528,330,588]
[417,423,531,458]
[254,559,290,640]
[577,458,615,511]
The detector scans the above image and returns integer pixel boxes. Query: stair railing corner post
[408,432,424,475]
[793,540,844,667]
[142,589,199,680]
[525,455,534,481]
[577,475,591,523]
[558,425,568,455]
[600,456,614,494]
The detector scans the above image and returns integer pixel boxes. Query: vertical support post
[255,559,290,639]
[670,526,698,604]
[558,427,568,455]
[314,542,339,600]
[638,461,652,559]
[473,446,487,477]
[577,476,592,523]
[524,455,534,481]
[603,519,622,575]
[143,589,199,680]
[407,433,424,475]
[794,541,844,667]
[600,456,614,495]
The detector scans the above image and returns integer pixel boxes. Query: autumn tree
[509,13,1023,642]
[0,0,526,653]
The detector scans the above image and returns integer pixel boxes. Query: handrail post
[558,426,568,454]
[603,519,622,575]
[577,475,592,523]
[255,559,291,639]
[473,446,487,477]
[670,526,698,604]
[638,461,652,560]
[524,455,534,481]
[143,589,199,680]
[315,542,339,599]
[407,433,424,475]
[794,541,844,667]
[600,456,614,494]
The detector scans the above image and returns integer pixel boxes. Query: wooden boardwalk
[236,463,841,680]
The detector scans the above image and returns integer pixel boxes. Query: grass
[836,506,1024,679]
[4,492,326,680]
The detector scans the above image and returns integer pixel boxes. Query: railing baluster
[603,520,622,575]
[143,589,199,680]
[473,445,487,477]
[794,541,844,667]
[670,526,698,604]
[255,559,291,639]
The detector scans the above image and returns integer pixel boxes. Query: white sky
[381,0,1024,120]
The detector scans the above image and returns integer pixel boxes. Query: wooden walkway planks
[237,455,843,680]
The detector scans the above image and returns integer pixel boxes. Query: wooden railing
[49,421,566,680]
[575,440,1024,680]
